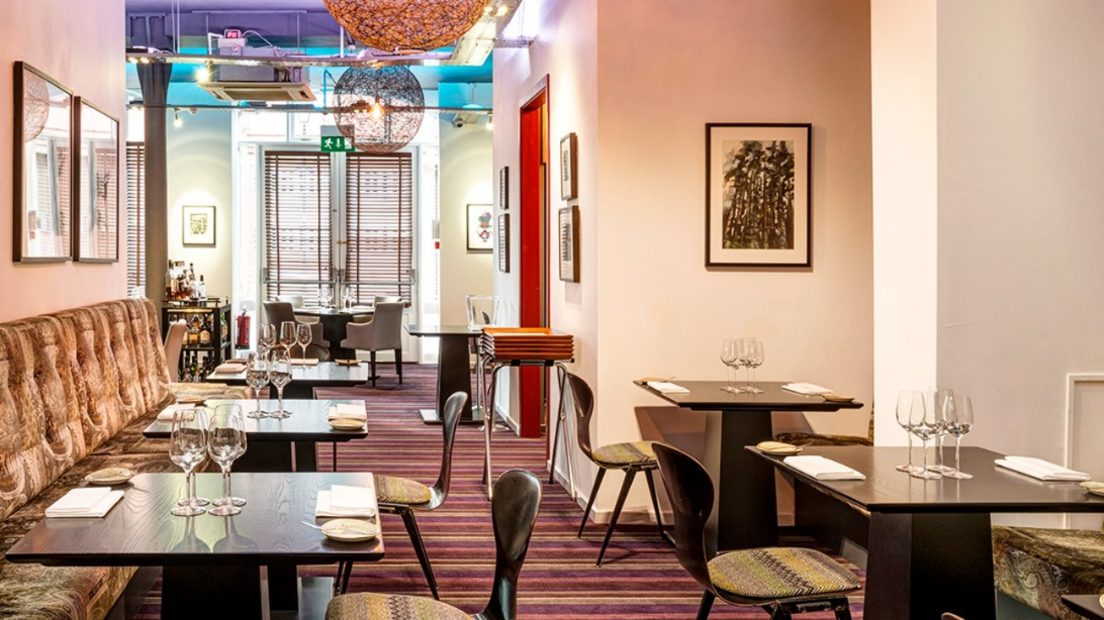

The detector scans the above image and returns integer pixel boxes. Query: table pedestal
[162,566,332,620]
[708,410,779,551]
[418,334,478,425]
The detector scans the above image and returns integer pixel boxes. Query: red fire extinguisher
[235,307,250,348]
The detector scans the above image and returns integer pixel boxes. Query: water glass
[245,354,269,419]
[279,321,296,352]
[895,391,921,474]
[268,348,293,419]
[296,323,312,358]
[929,389,957,474]
[208,404,247,515]
[943,395,974,479]
[743,338,764,393]
[320,284,334,308]
[341,285,353,309]
[170,407,209,517]
[909,392,942,479]
[720,338,743,393]
[258,323,276,358]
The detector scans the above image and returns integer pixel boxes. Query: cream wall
[439,120,494,325]
[0,0,126,322]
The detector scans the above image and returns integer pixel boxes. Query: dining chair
[276,294,305,308]
[327,468,541,620]
[336,391,467,598]
[163,320,186,382]
[262,301,325,355]
[942,615,967,620]
[652,443,860,620]
[339,301,404,386]
[567,371,668,565]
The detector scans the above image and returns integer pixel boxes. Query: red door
[517,88,548,439]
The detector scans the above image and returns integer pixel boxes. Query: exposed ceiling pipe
[126,51,450,68]
[126,102,491,114]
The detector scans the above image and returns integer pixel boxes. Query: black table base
[162,566,332,620]
[230,441,317,472]
[717,410,778,551]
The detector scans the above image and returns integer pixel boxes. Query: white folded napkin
[328,403,367,422]
[783,455,866,481]
[316,478,377,518]
[646,381,691,394]
[291,358,320,366]
[995,456,1091,481]
[214,362,246,374]
[157,403,197,421]
[47,488,125,518]
[782,383,833,396]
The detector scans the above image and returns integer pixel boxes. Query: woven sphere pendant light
[323,0,487,53]
[23,72,50,143]
[334,65,425,154]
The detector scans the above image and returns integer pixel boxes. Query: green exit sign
[321,136,355,152]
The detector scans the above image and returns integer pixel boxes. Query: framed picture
[13,61,73,262]
[466,203,493,252]
[74,97,120,262]
[497,214,510,273]
[560,133,578,200]
[182,205,216,246]
[706,123,811,267]
[499,166,509,211]
[558,205,579,282]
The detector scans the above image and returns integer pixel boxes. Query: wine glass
[319,284,333,308]
[341,285,353,309]
[170,407,208,517]
[268,348,293,419]
[943,395,974,479]
[895,390,922,474]
[208,404,247,516]
[258,323,276,359]
[743,338,764,394]
[280,321,297,353]
[929,389,957,474]
[296,323,312,359]
[720,338,743,393]
[245,354,269,419]
[909,392,943,479]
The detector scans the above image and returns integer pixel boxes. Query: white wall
[439,120,494,325]
[167,111,233,300]
[0,0,126,322]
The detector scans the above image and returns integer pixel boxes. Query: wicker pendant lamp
[323,0,487,53]
[334,65,425,154]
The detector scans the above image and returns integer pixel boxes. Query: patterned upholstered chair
[653,443,859,620]
[774,410,874,448]
[326,469,541,620]
[992,525,1104,620]
[943,614,967,620]
[567,372,667,565]
[337,391,467,599]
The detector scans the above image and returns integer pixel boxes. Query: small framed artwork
[499,166,509,211]
[558,205,579,282]
[466,203,493,252]
[560,133,578,200]
[497,213,510,273]
[705,123,811,268]
[74,97,120,262]
[182,205,216,246]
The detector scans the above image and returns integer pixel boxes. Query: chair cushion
[708,547,860,600]
[774,432,872,448]
[993,525,1104,620]
[375,475,432,505]
[326,592,472,620]
[592,441,656,467]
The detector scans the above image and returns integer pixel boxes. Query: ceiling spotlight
[195,66,211,83]
[139,57,151,64]
[173,110,183,128]
[496,4,508,16]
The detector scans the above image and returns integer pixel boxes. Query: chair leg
[400,508,439,599]
[578,468,606,537]
[643,468,668,543]
[766,605,793,620]
[339,560,354,594]
[332,442,338,471]
[833,598,853,620]
[596,469,636,566]
[696,591,715,620]
[395,348,402,384]
[369,351,377,387]
[333,562,344,595]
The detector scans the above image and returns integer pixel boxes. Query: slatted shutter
[345,152,414,304]
[125,142,145,290]
[263,151,332,301]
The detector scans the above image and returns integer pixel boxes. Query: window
[263,151,332,300]
[126,142,145,291]
[345,152,414,303]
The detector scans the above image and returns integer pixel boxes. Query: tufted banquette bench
[0,298,243,619]
[993,524,1104,619]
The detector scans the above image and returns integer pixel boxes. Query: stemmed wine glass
[280,321,297,353]
[929,389,956,475]
[208,404,247,516]
[258,323,276,359]
[296,323,312,359]
[170,407,209,517]
[909,392,943,479]
[341,285,353,309]
[319,284,334,308]
[942,395,974,479]
[268,348,293,419]
[742,338,764,394]
[720,338,743,393]
[245,353,269,419]
[895,391,922,474]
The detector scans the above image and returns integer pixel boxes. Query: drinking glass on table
[280,321,296,352]
[268,348,293,419]
[895,390,922,474]
[743,338,764,394]
[929,389,957,475]
[245,353,269,419]
[258,323,276,358]
[942,395,974,479]
[909,392,943,479]
[170,407,209,517]
[720,338,743,393]
[320,284,334,308]
[296,323,312,359]
[341,285,353,309]
[208,404,247,515]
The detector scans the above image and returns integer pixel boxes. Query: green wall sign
[321,136,355,152]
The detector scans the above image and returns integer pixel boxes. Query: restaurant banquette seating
[0,298,238,619]
[992,524,1104,620]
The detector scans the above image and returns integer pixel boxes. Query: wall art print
[466,203,493,252]
[182,205,216,246]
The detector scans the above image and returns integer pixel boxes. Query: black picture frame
[73,97,120,263]
[560,133,577,200]
[497,213,509,273]
[466,203,493,253]
[558,205,579,282]
[499,165,509,211]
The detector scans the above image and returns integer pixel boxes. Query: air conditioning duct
[199,45,316,102]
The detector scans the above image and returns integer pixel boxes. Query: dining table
[637,380,863,551]
[1063,595,1104,620]
[294,306,374,360]
[143,399,367,472]
[207,361,374,400]
[405,324,482,425]
[748,445,1104,620]
[6,472,383,620]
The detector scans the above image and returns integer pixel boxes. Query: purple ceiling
[126,0,326,11]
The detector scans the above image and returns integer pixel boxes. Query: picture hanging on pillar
[560,133,578,200]
[558,205,579,282]
[182,205,216,246]
[497,214,509,273]
[466,203,493,252]
[706,123,811,268]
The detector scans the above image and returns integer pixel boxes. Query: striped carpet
[138,364,865,618]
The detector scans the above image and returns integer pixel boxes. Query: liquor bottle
[189,353,199,383]
[166,261,176,299]
[199,314,212,346]
[198,275,207,300]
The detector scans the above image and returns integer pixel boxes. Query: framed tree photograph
[560,133,578,200]
[466,203,493,252]
[182,205,216,246]
[497,213,510,273]
[74,97,120,262]
[558,205,579,282]
[705,123,811,267]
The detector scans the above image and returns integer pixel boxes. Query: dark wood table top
[748,445,1104,514]
[294,306,373,317]
[406,324,481,338]
[6,472,384,567]
[207,361,372,386]
[143,400,367,441]
[636,380,865,412]
[1063,594,1104,619]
